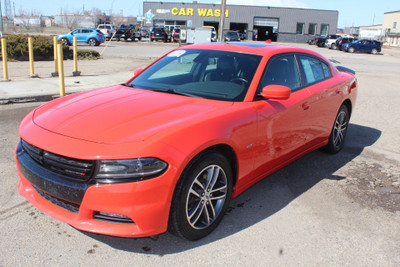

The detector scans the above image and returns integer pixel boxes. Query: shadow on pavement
[81,123,381,254]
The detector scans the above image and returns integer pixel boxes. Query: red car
[16,42,357,240]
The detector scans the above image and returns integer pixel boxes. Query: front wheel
[60,38,70,46]
[88,38,98,46]
[324,105,350,154]
[348,47,355,53]
[169,152,233,240]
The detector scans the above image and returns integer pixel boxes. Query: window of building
[308,23,317,35]
[394,22,397,29]
[320,24,329,36]
[296,23,305,34]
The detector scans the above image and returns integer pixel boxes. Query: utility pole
[217,0,226,42]
[0,1,4,36]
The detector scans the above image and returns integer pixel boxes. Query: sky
[7,0,400,28]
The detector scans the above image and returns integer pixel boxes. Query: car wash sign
[171,7,229,18]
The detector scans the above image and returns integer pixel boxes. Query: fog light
[93,211,135,224]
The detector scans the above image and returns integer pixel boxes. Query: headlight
[95,158,168,182]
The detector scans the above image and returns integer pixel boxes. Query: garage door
[254,17,279,31]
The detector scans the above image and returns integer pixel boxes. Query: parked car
[342,39,382,54]
[140,29,150,38]
[224,30,240,41]
[307,38,316,45]
[150,27,169,42]
[324,34,341,49]
[115,24,141,41]
[202,26,217,41]
[171,28,180,42]
[315,37,327,47]
[335,36,357,50]
[97,24,115,40]
[58,28,105,46]
[16,42,357,241]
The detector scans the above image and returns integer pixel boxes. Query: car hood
[32,85,233,144]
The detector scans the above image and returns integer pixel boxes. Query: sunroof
[226,42,274,47]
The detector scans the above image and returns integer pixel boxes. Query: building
[143,1,338,42]
[383,10,400,47]
[359,24,385,41]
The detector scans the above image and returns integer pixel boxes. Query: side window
[71,29,80,34]
[82,29,91,33]
[299,55,332,85]
[99,25,104,29]
[258,54,301,92]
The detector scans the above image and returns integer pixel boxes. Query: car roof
[180,42,329,59]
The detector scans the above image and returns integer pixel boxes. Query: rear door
[296,54,342,144]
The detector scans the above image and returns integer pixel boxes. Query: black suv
[150,27,169,42]
[336,36,357,50]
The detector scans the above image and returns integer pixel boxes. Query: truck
[115,24,142,41]
[96,24,116,41]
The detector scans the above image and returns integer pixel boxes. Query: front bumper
[16,141,174,238]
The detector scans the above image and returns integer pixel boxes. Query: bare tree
[112,10,126,26]
[87,8,103,26]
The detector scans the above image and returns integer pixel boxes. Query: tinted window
[81,29,91,33]
[299,55,332,85]
[258,54,301,92]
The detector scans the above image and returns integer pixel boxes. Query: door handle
[302,102,310,110]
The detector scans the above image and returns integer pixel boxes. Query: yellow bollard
[28,37,38,78]
[57,43,65,97]
[51,36,59,77]
[72,36,80,76]
[1,38,10,81]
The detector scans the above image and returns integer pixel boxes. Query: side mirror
[133,68,144,77]
[260,85,291,100]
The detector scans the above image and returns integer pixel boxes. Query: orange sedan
[16,42,357,240]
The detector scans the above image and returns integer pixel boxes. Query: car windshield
[129,49,262,101]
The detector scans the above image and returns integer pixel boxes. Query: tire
[331,44,337,50]
[348,47,355,53]
[88,38,98,46]
[324,105,350,154]
[169,152,233,240]
[61,38,70,46]
[371,48,378,54]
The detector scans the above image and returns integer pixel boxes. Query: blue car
[342,39,381,54]
[58,28,105,46]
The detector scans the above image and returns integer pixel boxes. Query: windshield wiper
[151,88,198,98]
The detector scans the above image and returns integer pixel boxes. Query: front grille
[21,139,94,181]
[33,186,80,213]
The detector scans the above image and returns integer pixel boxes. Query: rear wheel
[371,48,378,54]
[169,152,233,240]
[324,105,350,154]
[88,38,98,46]
[348,47,355,53]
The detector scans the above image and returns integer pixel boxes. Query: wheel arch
[342,99,352,118]
[179,143,239,189]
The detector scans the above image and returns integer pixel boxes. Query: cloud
[221,0,310,9]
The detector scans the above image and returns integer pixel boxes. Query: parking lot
[1,41,399,266]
